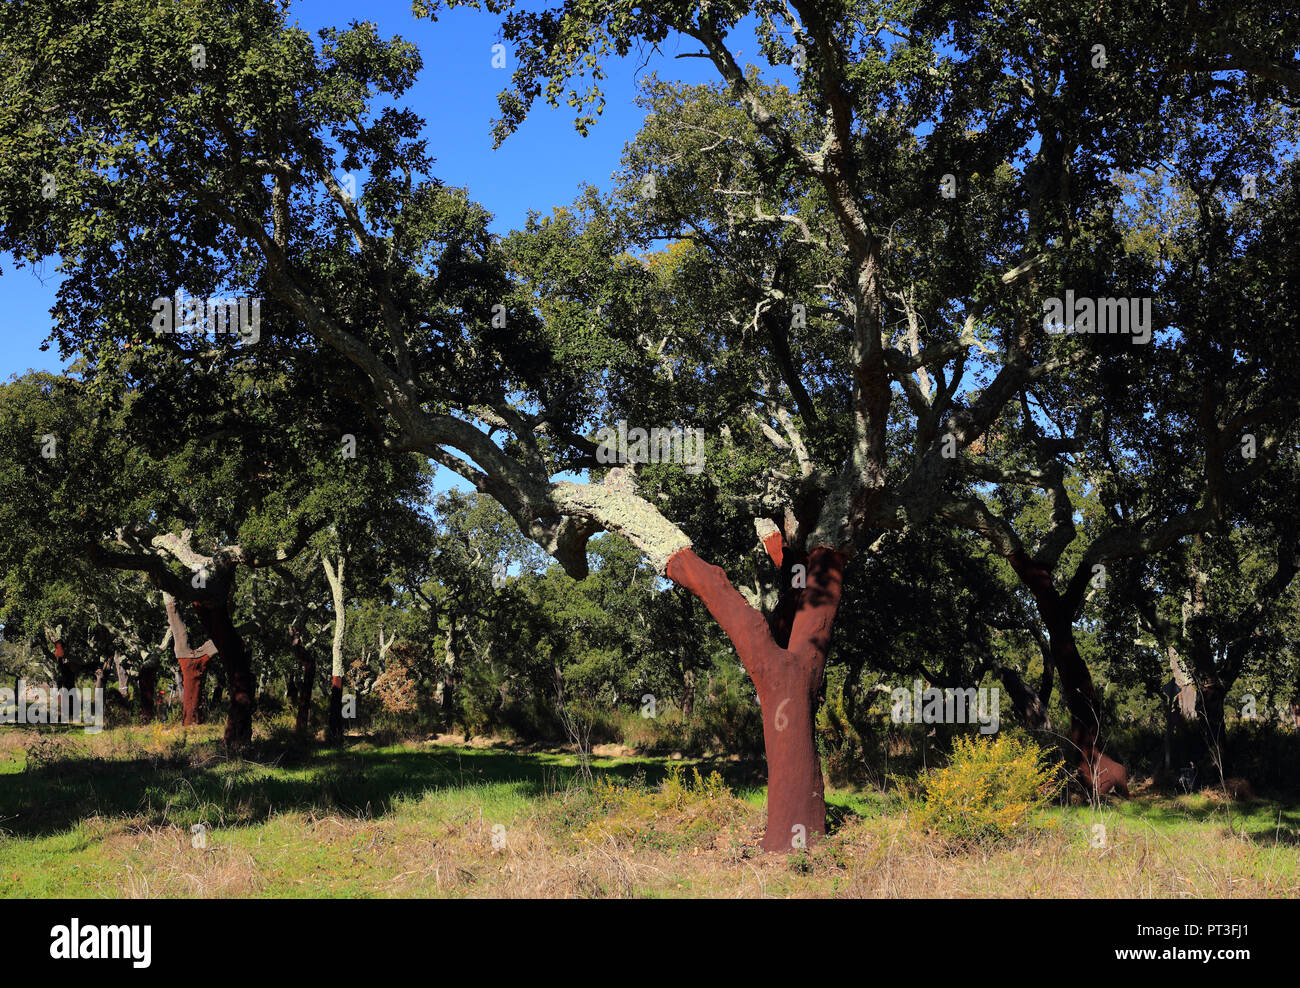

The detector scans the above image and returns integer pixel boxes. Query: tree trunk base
[326,676,344,744]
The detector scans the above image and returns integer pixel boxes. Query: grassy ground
[1,723,1297,898]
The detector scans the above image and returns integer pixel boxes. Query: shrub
[571,764,749,850]
[908,734,1063,847]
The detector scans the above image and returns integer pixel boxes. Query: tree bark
[178,655,211,725]
[322,554,347,744]
[666,543,845,852]
[1009,552,1130,796]
[193,596,254,747]
[327,676,344,741]
[1195,678,1229,779]
[50,639,78,690]
[164,593,218,728]
[292,634,315,736]
[138,666,158,721]
[998,665,1051,731]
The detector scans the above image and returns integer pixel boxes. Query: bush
[571,764,749,850]
[908,734,1063,847]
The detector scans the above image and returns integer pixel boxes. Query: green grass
[1,724,1296,898]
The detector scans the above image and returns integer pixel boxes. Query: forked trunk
[666,543,844,852]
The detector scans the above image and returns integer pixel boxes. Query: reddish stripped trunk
[178,654,211,726]
[667,544,845,852]
[52,641,78,690]
[194,600,254,747]
[1009,552,1129,796]
[326,676,344,744]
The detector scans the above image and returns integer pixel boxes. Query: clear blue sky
[0,0,741,382]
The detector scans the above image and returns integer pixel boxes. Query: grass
[1,723,1297,898]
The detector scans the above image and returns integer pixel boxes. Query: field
[2,724,1297,899]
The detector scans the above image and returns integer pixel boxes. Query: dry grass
[3,726,1296,898]
[38,790,1297,899]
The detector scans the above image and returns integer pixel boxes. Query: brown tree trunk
[52,640,78,690]
[194,598,254,748]
[666,543,845,852]
[138,666,158,721]
[998,665,1051,731]
[1009,552,1129,796]
[178,654,211,726]
[326,676,344,743]
[164,593,218,728]
[293,638,315,736]
[1196,679,1228,779]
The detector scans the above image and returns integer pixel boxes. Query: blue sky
[0,0,735,382]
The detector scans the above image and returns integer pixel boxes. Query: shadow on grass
[0,733,771,839]
[1116,793,1300,848]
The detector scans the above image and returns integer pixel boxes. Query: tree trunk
[327,676,344,742]
[194,597,254,748]
[1048,618,1129,796]
[752,658,824,851]
[323,554,347,745]
[292,637,315,736]
[998,665,1051,731]
[438,619,458,724]
[681,667,695,720]
[1009,552,1129,797]
[666,543,845,852]
[178,654,211,726]
[114,654,129,692]
[138,666,158,721]
[1196,679,1228,780]
[164,593,218,728]
[51,640,78,690]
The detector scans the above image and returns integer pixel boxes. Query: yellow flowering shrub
[910,734,1063,846]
